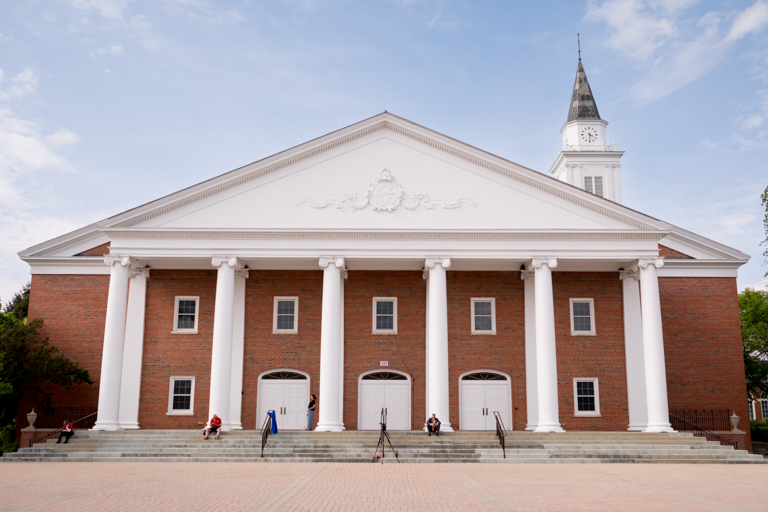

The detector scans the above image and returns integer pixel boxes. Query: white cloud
[93,42,123,56]
[46,128,82,146]
[0,68,38,101]
[724,1,768,43]
[739,114,764,130]
[62,0,133,20]
[586,1,768,103]
[425,12,457,30]
[164,0,245,24]
[741,278,768,292]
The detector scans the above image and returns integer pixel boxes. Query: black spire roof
[567,60,600,122]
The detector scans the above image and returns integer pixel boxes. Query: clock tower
[549,56,624,203]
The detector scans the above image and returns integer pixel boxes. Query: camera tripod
[371,409,399,464]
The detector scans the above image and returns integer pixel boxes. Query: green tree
[740,288,768,398]
[0,284,92,428]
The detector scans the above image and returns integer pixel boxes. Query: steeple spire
[567,37,600,122]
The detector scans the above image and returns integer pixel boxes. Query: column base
[92,420,122,431]
[230,422,243,430]
[525,424,537,431]
[534,424,565,433]
[119,422,141,430]
[643,424,675,433]
[627,424,647,432]
[315,423,345,432]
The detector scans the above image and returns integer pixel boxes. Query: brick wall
[241,270,323,430]
[75,242,111,256]
[446,272,526,431]
[553,272,629,431]
[138,270,217,429]
[343,271,426,430]
[659,276,751,450]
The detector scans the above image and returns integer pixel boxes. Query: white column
[522,267,539,430]
[208,256,239,431]
[118,266,149,429]
[620,267,648,431]
[229,268,248,430]
[637,258,674,433]
[424,267,430,429]
[532,258,564,433]
[316,257,345,432]
[93,255,133,431]
[425,257,453,431]
[338,269,346,430]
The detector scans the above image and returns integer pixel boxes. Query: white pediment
[119,125,649,232]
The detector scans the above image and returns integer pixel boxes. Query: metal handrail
[669,413,739,449]
[28,412,98,447]
[260,414,272,458]
[493,411,506,459]
[669,409,731,432]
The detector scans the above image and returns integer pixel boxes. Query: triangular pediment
[97,113,660,233]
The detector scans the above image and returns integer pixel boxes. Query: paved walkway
[1,463,766,511]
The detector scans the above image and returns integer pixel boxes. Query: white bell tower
[550,51,624,203]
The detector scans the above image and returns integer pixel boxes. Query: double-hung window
[749,400,756,420]
[173,296,199,334]
[570,298,596,335]
[273,297,298,333]
[762,399,768,420]
[372,298,397,334]
[168,376,195,415]
[573,378,600,416]
[471,298,496,335]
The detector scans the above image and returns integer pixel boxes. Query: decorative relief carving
[211,256,240,268]
[295,169,476,213]
[619,267,639,281]
[131,265,150,279]
[520,269,534,280]
[319,257,345,270]
[104,255,135,267]
[637,258,664,270]
[531,258,558,270]
[425,257,451,271]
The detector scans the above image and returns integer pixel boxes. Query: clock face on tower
[580,127,599,143]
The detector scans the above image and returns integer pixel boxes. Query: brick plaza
[2,463,767,512]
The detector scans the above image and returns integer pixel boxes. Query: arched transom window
[361,372,408,381]
[461,372,507,381]
[261,371,307,380]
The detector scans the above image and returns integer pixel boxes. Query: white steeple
[550,47,624,203]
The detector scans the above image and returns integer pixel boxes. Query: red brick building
[17,63,751,443]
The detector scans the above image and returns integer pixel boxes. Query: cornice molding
[101,229,668,242]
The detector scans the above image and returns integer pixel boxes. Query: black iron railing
[493,411,506,459]
[260,413,272,458]
[669,409,731,432]
[28,412,98,447]
[33,407,97,428]
[668,413,738,448]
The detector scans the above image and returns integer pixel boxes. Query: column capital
[531,258,558,270]
[130,265,150,279]
[520,269,534,280]
[319,257,345,269]
[235,268,249,279]
[211,256,241,269]
[104,255,135,267]
[619,266,639,281]
[637,258,664,270]
[425,257,451,271]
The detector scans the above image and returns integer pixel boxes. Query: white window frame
[372,297,398,335]
[569,298,596,336]
[273,297,299,334]
[573,378,600,417]
[172,296,199,334]
[749,399,756,420]
[167,376,195,415]
[762,399,768,420]
[584,175,604,197]
[470,298,496,335]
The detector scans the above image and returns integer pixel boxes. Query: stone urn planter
[26,409,38,429]
[730,411,741,432]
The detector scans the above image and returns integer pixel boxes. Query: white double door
[258,380,309,430]
[460,382,511,430]
[359,382,410,430]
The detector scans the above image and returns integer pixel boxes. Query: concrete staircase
[3,430,765,463]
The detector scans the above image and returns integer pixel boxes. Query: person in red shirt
[56,420,74,444]
[204,414,222,440]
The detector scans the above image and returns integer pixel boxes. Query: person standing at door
[307,394,317,431]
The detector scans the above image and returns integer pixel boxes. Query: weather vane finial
[578,33,581,61]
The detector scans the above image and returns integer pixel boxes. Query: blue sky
[1,0,767,304]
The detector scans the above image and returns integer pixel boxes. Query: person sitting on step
[56,420,74,444]
[204,414,222,440]
[427,414,441,437]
